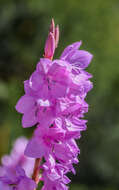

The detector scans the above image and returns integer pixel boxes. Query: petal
[62,175,71,184]
[15,95,35,114]
[0,182,10,190]
[17,178,36,190]
[37,107,54,127]
[45,154,55,168]
[22,107,37,128]
[36,58,52,74]
[60,41,82,60]
[54,143,73,162]
[49,127,65,141]
[16,166,25,177]
[68,50,93,68]
[48,60,71,83]
[24,137,45,158]
[24,80,34,96]
[37,84,49,100]
[29,71,44,91]
[50,82,67,99]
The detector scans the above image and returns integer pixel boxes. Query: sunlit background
[0,0,119,189]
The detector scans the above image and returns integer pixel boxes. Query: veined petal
[60,41,82,60]
[68,50,93,68]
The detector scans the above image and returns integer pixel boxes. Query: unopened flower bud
[44,32,55,59]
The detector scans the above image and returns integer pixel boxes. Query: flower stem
[32,158,42,186]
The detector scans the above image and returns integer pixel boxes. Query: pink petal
[24,137,45,158]
[17,178,36,190]
[22,107,37,128]
[50,82,67,99]
[60,41,82,59]
[69,50,93,68]
[29,71,44,91]
[37,58,52,74]
[15,95,35,114]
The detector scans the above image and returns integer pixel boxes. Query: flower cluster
[0,19,93,190]
[0,137,36,190]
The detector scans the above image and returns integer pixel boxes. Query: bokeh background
[0,0,119,189]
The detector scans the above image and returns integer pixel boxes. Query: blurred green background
[0,0,119,189]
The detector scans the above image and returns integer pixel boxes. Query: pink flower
[42,154,70,190]
[0,166,36,190]
[15,58,73,128]
[25,124,65,159]
[60,41,93,70]
[0,137,35,178]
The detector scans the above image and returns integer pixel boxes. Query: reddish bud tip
[49,18,55,35]
[44,32,55,60]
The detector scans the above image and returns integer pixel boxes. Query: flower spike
[13,19,93,190]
